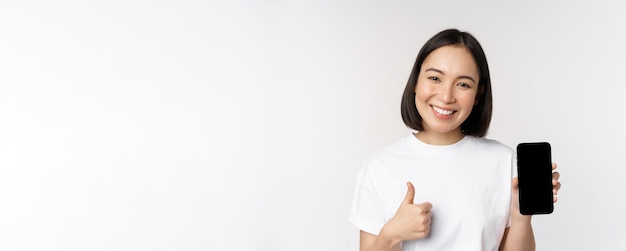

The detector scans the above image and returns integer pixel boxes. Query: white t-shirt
[349,133,515,251]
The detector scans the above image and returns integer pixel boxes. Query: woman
[349,29,561,251]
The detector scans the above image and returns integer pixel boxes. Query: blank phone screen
[517,142,554,215]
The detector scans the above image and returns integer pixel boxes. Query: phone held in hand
[516,142,554,215]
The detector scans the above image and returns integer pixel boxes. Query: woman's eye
[458,82,471,88]
[428,76,440,81]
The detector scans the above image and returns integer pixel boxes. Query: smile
[431,105,456,116]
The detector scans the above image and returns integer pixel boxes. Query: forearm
[362,235,402,251]
[499,217,535,251]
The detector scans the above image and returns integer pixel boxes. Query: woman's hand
[510,163,561,220]
[379,182,432,243]
[551,163,561,203]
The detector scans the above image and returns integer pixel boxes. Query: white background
[1,0,624,250]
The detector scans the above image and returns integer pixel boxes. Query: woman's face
[414,45,480,143]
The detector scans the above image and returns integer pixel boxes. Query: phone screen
[517,142,553,215]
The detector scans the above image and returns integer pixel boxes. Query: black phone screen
[517,142,553,215]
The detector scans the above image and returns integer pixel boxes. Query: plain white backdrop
[1,0,624,250]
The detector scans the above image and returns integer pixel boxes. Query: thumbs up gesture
[380,182,433,242]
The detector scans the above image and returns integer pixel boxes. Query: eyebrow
[424,67,477,83]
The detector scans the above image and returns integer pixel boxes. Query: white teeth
[433,106,454,115]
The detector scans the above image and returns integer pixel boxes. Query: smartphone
[516,142,553,215]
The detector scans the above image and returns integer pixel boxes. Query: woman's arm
[498,217,536,251]
[499,176,536,251]
[359,182,432,251]
[359,230,401,251]
[500,163,560,251]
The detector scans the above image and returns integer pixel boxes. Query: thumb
[402,182,415,205]
[511,177,519,189]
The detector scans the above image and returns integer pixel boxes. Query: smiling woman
[400,30,493,144]
[349,29,561,251]
[413,46,481,145]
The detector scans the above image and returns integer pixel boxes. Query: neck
[414,130,465,146]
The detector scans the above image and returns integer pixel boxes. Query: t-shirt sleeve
[507,151,518,228]
[348,162,387,235]
[511,151,518,179]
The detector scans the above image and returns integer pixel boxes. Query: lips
[431,105,456,116]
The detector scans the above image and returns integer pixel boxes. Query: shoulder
[467,136,515,157]
[359,135,415,171]
[366,135,414,161]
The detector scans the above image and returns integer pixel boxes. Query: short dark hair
[400,28,493,137]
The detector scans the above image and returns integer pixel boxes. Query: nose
[439,82,455,103]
